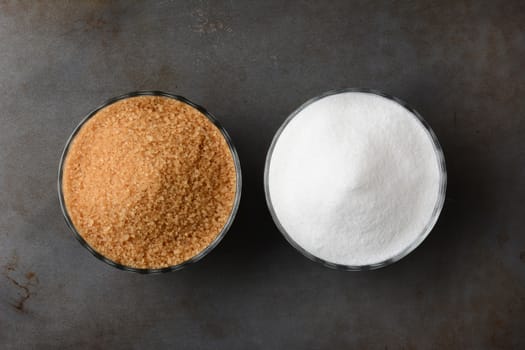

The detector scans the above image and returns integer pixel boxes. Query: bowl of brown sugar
[58,91,241,273]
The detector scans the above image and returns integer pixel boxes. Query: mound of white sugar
[267,91,444,266]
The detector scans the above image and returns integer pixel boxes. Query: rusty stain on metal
[2,255,39,312]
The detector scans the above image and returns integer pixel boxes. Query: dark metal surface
[0,1,524,349]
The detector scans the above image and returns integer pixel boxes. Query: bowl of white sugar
[264,88,446,270]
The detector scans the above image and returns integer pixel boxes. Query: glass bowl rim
[57,90,242,274]
[263,87,447,271]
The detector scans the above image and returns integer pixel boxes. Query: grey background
[0,0,524,349]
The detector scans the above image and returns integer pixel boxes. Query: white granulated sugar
[267,92,442,266]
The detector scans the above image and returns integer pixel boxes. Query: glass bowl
[264,88,447,271]
[58,91,242,274]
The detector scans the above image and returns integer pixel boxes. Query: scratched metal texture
[0,1,524,349]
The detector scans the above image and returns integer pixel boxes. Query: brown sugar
[62,95,237,269]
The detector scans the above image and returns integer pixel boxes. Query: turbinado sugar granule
[62,95,237,269]
[267,92,443,266]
